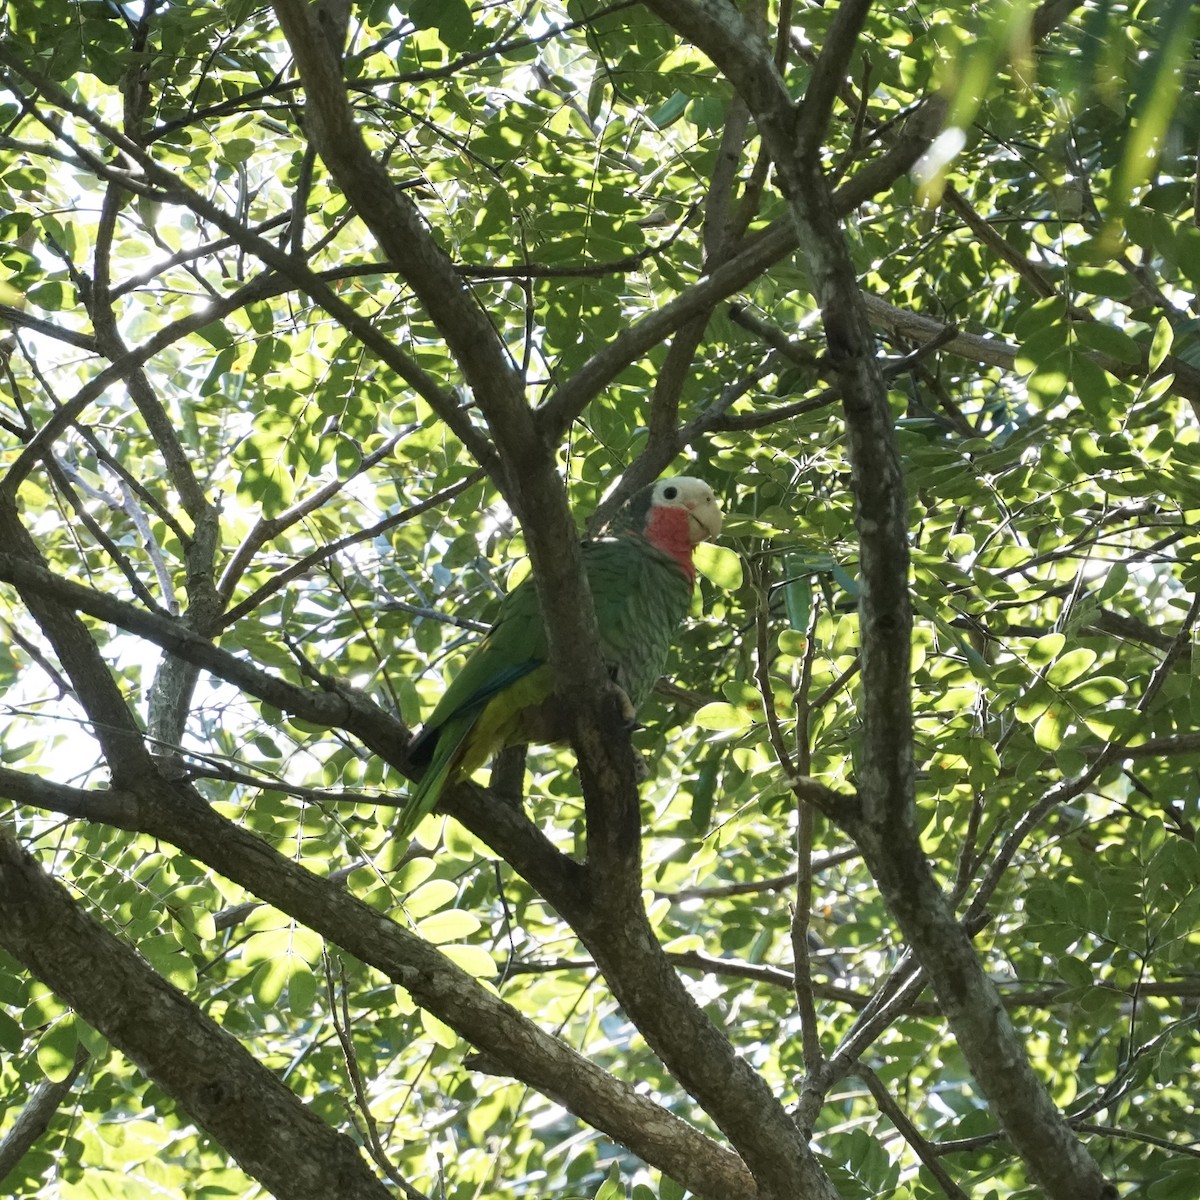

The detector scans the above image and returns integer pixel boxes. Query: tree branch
[794,0,872,157]
[857,1065,970,1200]
[0,827,396,1200]
[1,770,755,1200]
[641,4,1116,1196]
[441,778,841,1200]
[0,546,407,759]
[0,1043,89,1182]
[0,501,152,781]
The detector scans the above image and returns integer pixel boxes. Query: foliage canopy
[0,1,1198,1199]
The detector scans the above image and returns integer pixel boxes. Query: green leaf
[142,934,198,991]
[690,749,721,829]
[694,702,752,730]
[593,1164,623,1200]
[1149,315,1174,372]
[694,542,742,589]
[1144,1160,1200,1199]
[1073,322,1142,365]
[414,910,482,944]
[37,1018,77,1083]
[1014,297,1068,342]
[251,958,288,1008]
[439,944,497,979]
[1057,955,1094,989]
[659,1177,687,1200]
[285,963,317,1014]
[1094,562,1128,603]
[1028,633,1066,666]
[409,0,473,47]
[650,92,689,128]
[1034,705,1066,750]
[1046,648,1097,687]
[0,1008,22,1053]
[1071,676,1128,705]
[404,878,458,918]
[1141,815,1167,861]
[419,1008,458,1050]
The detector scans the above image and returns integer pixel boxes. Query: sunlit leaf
[36,1019,77,1083]
[420,1008,458,1050]
[1149,316,1174,373]
[1046,648,1097,687]
[694,702,752,730]
[414,910,482,944]
[693,542,742,589]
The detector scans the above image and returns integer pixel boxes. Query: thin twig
[791,599,824,1076]
[653,848,860,900]
[324,956,431,1200]
[219,470,486,628]
[857,1065,970,1199]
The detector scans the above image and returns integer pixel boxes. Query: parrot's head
[610,476,722,582]
[647,476,723,545]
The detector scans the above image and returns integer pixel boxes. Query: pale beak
[687,500,722,543]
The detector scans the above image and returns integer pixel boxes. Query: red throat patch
[644,506,697,585]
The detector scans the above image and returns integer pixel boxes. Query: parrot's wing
[413,575,549,753]
[585,534,692,710]
[408,659,540,765]
[400,577,549,839]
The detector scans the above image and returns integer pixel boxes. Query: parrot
[398,476,723,839]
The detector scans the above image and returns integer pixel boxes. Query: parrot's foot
[612,682,637,727]
[605,679,648,782]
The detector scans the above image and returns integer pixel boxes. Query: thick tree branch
[794,0,872,156]
[0,771,754,1200]
[641,4,1116,1197]
[270,0,648,894]
[0,501,152,781]
[0,828,397,1200]
[0,1043,89,1182]
[0,304,97,352]
[441,782,841,1200]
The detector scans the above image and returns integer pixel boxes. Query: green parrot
[399,476,723,838]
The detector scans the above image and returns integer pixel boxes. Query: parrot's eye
[663,486,678,499]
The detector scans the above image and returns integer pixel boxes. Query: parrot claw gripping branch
[399,476,722,839]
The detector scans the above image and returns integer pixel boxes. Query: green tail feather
[398,717,471,841]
